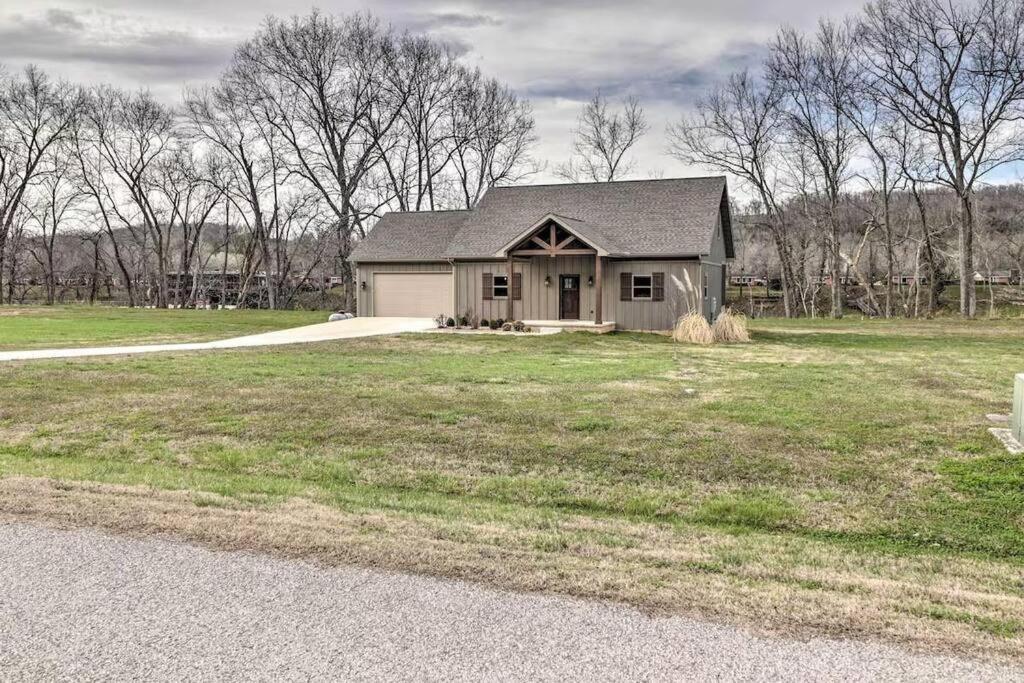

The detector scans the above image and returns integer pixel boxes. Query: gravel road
[0,521,1017,681]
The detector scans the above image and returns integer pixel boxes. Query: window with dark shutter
[632,275,652,299]
[482,273,493,300]
[620,272,632,301]
[493,275,509,298]
[652,272,665,302]
[512,272,522,300]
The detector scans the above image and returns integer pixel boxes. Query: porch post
[507,255,514,321]
[594,255,603,325]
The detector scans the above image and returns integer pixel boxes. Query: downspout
[447,258,457,320]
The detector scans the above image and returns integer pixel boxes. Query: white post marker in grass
[1013,373,1024,445]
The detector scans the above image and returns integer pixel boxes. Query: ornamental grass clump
[712,308,750,343]
[672,312,713,345]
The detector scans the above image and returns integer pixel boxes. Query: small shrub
[445,317,456,328]
[712,308,750,343]
[458,315,469,327]
[501,322,513,332]
[480,318,489,328]
[434,313,447,329]
[523,326,534,333]
[489,319,500,330]
[513,320,525,332]
[496,318,506,327]
[672,312,713,345]
[470,315,480,329]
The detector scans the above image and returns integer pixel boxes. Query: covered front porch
[496,213,610,326]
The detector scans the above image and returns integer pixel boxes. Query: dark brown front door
[559,274,580,320]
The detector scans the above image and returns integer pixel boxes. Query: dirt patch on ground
[1,476,1022,664]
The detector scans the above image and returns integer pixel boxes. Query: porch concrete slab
[524,320,616,334]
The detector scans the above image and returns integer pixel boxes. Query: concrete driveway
[1,522,1019,682]
[0,317,435,363]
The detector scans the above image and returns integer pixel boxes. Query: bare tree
[768,22,859,318]
[0,65,79,301]
[556,92,648,182]
[450,70,537,208]
[859,0,1024,317]
[231,12,414,311]
[668,72,800,317]
[184,76,288,309]
[153,149,224,308]
[25,143,84,304]
[84,87,177,307]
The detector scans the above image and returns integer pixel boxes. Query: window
[493,274,509,299]
[632,274,652,300]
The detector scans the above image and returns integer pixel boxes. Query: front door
[559,274,580,320]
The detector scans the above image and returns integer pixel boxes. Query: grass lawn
[0,306,324,350]
[1,310,1023,659]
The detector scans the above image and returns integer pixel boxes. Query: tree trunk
[958,193,976,318]
[883,188,894,318]
[829,218,843,319]
[768,222,796,318]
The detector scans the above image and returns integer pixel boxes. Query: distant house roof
[350,177,733,262]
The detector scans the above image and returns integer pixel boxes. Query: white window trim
[632,274,653,300]
[493,274,509,300]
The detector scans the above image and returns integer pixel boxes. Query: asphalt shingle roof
[349,210,468,261]
[350,177,730,262]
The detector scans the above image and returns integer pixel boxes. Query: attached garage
[371,272,452,318]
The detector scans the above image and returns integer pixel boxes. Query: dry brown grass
[712,308,751,343]
[2,476,1023,664]
[672,313,714,345]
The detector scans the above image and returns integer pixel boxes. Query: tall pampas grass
[712,308,750,343]
[672,312,714,345]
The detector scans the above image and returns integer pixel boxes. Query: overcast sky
[0,1,868,183]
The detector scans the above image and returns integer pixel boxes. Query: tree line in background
[0,12,536,310]
[670,0,1024,318]
[2,0,1024,318]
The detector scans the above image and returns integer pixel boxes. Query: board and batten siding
[355,262,453,317]
[605,260,701,331]
[456,258,699,331]
[359,258,703,330]
[699,212,728,322]
[455,257,599,322]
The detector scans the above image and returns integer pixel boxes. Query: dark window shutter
[512,272,522,300]
[620,272,632,301]
[652,272,665,302]
[482,273,493,300]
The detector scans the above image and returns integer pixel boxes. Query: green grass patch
[693,491,802,530]
[2,310,1024,654]
[0,305,323,350]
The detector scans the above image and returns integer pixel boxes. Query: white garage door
[372,272,451,317]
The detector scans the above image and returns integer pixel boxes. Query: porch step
[523,320,616,334]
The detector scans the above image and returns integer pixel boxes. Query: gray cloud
[520,39,769,105]
[44,8,84,30]
[0,8,233,82]
[0,0,866,180]
[413,12,502,30]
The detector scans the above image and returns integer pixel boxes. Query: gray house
[349,177,733,331]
